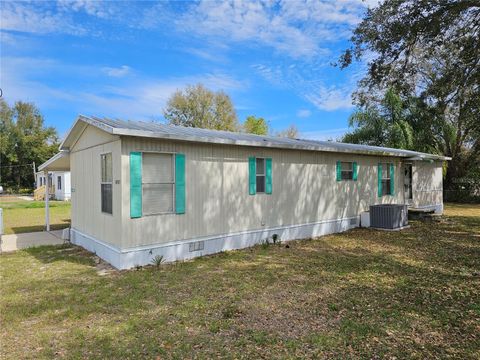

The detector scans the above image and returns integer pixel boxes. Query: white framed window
[381,163,392,196]
[142,153,175,215]
[57,176,62,190]
[101,153,113,214]
[341,161,353,180]
[256,157,266,193]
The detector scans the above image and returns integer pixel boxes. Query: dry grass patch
[0,203,479,359]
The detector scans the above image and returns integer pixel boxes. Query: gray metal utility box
[370,204,408,229]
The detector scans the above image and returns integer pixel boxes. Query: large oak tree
[340,0,480,188]
[164,84,239,132]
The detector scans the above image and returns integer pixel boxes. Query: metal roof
[60,115,450,161]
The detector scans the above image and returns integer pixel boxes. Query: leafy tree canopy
[164,84,239,132]
[243,115,269,135]
[0,99,59,190]
[344,89,414,150]
[340,0,480,188]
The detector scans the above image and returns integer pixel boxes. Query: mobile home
[35,171,71,201]
[41,116,449,269]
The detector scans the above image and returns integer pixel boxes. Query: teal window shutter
[265,158,272,194]
[336,161,342,181]
[390,163,395,195]
[130,152,142,218]
[175,153,186,214]
[353,162,358,181]
[249,157,256,195]
[377,163,382,197]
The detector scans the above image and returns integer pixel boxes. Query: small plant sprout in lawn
[261,238,270,249]
[151,254,165,267]
[272,233,281,245]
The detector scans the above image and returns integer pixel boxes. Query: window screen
[142,153,175,214]
[341,162,353,180]
[256,158,265,193]
[57,176,62,190]
[101,153,113,214]
[381,163,392,196]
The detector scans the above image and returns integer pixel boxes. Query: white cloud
[102,65,131,78]
[0,2,85,35]
[57,0,117,19]
[304,87,353,111]
[252,62,355,111]
[178,0,370,59]
[297,109,311,118]
[1,56,247,120]
[0,1,372,61]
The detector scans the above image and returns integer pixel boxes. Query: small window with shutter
[380,162,393,196]
[337,161,357,181]
[142,153,175,215]
[256,158,266,193]
[341,162,353,180]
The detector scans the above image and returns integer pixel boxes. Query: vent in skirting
[189,241,205,252]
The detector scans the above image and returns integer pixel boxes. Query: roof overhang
[58,115,451,161]
[38,151,70,171]
[405,155,451,162]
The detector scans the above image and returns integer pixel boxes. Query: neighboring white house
[35,170,71,201]
[39,115,450,269]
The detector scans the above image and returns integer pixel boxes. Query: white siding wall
[412,161,443,208]
[63,172,71,200]
[70,126,122,247]
[119,137,408,249]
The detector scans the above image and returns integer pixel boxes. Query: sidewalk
[1,230,66,252]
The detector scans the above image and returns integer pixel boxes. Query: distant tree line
[0,99,59,191]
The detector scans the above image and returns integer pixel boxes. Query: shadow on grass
[10,221,71,234]
[2,210,479,358]
[22,243,94,266]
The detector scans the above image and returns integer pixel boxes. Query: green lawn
[0,197,70,234]
[0,204,479,359]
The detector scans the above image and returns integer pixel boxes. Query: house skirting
[70,216,360,270]
[410,203,443,214]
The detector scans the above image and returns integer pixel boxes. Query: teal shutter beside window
[130,152,142,218]
[265,158,272,194]
[249,157,256,195]
[336,161,342,181]
[353,162,358,181]
[377,163,382,197]
[390,163,395,195]
[175,153,186,214]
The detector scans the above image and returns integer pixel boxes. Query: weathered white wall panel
[70,126,122,247]
[119,137,411,249]
[71,124,120,152]
[413,161,443,208]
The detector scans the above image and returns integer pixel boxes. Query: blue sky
[1,0,374,140]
